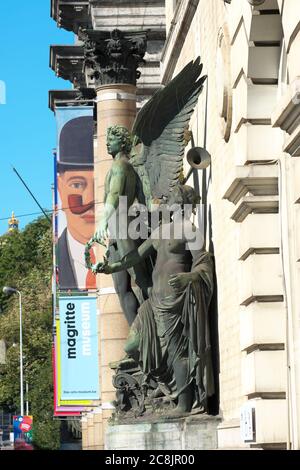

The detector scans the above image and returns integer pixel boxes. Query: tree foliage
[0,217,60,450]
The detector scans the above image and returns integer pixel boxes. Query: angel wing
[131,57,206,203]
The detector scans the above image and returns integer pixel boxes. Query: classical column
[81,28,147,448]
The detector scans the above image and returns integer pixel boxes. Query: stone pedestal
[105,415,221,450]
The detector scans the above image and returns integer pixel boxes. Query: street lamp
[2,287,24,416]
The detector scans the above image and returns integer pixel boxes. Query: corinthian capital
[79,28,147,88]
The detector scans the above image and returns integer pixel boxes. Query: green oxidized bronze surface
[85,58,216,418]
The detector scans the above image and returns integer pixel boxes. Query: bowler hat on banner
[58,116,94,171]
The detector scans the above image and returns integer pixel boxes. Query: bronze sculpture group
[86,58,215,418]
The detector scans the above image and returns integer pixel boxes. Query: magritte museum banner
[57,296,100,402]
[52,106,99,413]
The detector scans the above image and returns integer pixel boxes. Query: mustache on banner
[68,195,95,215]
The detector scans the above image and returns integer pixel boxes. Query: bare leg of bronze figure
[124,326,140,362]
[109,244,139,326]
[112,270,139,326]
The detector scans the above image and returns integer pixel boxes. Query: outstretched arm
[98,237,154,274]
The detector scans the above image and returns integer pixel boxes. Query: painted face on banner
[58,169,95,244]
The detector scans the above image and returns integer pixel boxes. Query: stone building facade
[50,0,300,449]
[163,0,300,450]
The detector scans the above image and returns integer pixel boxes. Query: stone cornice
[272,80,300,157]
[51,0,91,33]
[223,165,278,205]
[283,125,300,157]
[272,81,300,134]
[50,45,85,87]
[231,195,279,223]
[49,89,96,112]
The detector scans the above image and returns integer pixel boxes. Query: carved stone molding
[222,161,279,223]
[231,195,279,223]
[223,165,278,205]
[272,80,300,134]
[79,28,147,87]
[272,79,300,157]
[283,125,300,157]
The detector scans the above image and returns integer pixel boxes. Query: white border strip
[99,287,116,296]
[101,402,116,410]
[96,92,136,103]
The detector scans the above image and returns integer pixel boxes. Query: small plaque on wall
[240,402,256,442]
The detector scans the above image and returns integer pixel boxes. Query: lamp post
[2,287,24,416]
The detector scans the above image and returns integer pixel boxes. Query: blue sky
[0,2,73,234]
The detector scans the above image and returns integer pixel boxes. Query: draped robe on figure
[129,249,215,410]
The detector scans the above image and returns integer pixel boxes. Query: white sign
[240,402,256,442]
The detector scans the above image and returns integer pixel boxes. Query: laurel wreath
[85,237,108,272]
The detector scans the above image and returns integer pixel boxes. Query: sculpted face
[58,169,95,244]
[107,133,123,157]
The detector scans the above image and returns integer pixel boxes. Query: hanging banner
[52,343,85,416]
[58,296,100,401]
[13,416,34,450]
[54,106,96,291]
